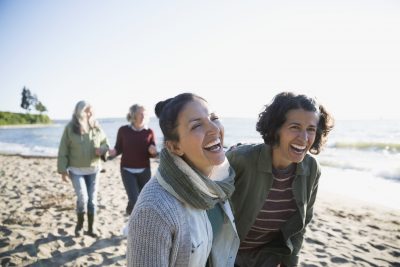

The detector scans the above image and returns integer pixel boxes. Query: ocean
[1,118,399,210]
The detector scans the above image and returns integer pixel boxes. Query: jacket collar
[258,143,310,177]
[258,143,272,173]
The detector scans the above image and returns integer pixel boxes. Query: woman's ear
[165,140,184,156]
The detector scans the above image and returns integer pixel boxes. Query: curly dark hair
[256,92,334,154]
[155,92,206,142]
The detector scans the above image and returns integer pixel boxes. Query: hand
[95,148,102,156]
[227,142,243,152]
[148,145,157,156]
[109,148,117,157]
[61,173,69,183]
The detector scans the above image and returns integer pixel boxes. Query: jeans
[69,172,99,214]
[121,167,151,212]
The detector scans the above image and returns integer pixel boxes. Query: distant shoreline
[0,151,57,158]
[0,123,55,129]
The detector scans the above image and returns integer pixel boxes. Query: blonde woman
[57,100,109,237]
[109,104,157,215]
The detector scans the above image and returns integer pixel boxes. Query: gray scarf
[158,148,235,210]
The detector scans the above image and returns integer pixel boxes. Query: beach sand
[0,155,399,266]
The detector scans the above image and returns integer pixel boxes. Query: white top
[185,204,213,267]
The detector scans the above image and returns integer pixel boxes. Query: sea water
[1,118,399,209]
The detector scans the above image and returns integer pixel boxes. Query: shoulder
[64,121,73,130]
[302,153,320,170]
[144,128,155,135]
[227,142,264,154]
[93,125,107,137]
[226,143,265,163]
[62,122,74,135]
[300,153,321,181]
[134,178,186,224]
[118,125,130,131]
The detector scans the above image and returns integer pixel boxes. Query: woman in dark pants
[109,104,157,215]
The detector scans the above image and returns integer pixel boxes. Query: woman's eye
[290,125,300,130]
[191,124,201,130]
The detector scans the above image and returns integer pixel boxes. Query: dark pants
[121,168,151,214]
[234,249,287,267]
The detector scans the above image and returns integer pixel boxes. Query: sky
[0,0,399,120]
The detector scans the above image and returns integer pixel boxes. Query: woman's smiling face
[272,108,319,169]
[169,98,225,176]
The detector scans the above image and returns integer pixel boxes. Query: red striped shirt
[239,164,297,250]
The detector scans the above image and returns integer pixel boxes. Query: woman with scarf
[126,93,239,267]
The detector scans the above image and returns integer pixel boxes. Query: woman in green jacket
[57,100,109,237]
[227,92,334,267]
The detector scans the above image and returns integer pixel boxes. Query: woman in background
[57,100,109,237]
[109,104,157,215]
[127,93,239,267]
[227,92,334,267]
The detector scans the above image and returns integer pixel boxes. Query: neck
[271,148,292,169]
[131,123,144,131]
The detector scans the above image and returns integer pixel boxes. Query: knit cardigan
[126,177,192,266]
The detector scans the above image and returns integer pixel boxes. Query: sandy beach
[0,154,399,266]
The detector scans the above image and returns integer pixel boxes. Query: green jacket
[57,122,109,174]
[226,143,320,266]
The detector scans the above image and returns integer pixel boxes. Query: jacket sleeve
[284,162,321,266]
[127,206,173,267]
[149,128,158,158]
[226,148,242,182]
[305,165,321,226]
[57,126,69,174]
[98,127,110,156]
[150,128,156,146]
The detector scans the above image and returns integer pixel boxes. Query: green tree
[21,87,33,112]
[35,101,47,114]
[20,87,48,114]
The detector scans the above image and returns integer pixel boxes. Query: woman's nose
[298,130,308,141]
[208,120,221,134]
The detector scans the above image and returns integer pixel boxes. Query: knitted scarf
[157,148,235,210]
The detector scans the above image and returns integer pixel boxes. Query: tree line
[0,87,51,125]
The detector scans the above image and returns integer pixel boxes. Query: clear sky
[0,0,399,120]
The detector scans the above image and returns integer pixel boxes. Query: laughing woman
[126,93,239,267]
[57,100,109,238]
[227,92,334,267]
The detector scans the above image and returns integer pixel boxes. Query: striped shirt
[239,164,297,250]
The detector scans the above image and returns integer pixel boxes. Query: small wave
[320,160,366,172]
[376,169,400,182]
[0,142,57,158]
[320,160,400,182]
[331,142,400,153]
